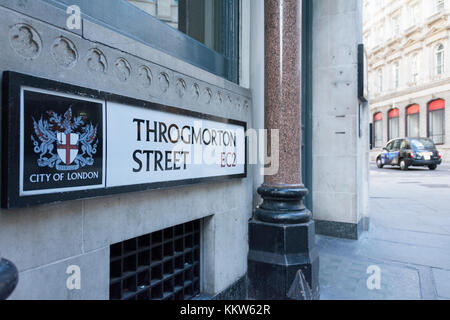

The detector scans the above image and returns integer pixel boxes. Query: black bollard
[0,258,19,300]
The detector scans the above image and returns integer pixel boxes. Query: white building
[364,0,450,159]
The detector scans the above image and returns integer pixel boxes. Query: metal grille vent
[110,220,201,300]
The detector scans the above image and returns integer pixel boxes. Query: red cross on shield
[57,132,79,165]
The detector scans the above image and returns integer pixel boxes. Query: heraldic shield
[57,132,79,165]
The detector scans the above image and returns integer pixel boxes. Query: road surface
[318,163,450,300]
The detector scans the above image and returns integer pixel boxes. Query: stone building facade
[364,0,450,160]
[0,0,367,300]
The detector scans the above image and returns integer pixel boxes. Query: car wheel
[400,160,408,171]
[377,158,384,168]
[428,164,437,171]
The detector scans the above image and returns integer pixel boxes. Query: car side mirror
[383,147,387,151]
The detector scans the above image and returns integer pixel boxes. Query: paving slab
[320,253,421,300]
[432,268,450,299]
[356,238,450,270]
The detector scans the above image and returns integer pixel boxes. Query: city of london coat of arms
[31,107,98,171]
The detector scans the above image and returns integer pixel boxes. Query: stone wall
[0,0,252,299]
[312,0,369,239]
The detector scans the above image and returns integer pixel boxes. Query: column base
[0,258,18,300]
[248,219,319,300]
[315,218,370,240]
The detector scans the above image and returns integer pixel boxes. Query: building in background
[364,0,450,159]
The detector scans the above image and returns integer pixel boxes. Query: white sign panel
[106,102,246,188]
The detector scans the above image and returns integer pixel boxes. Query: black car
[376,138,442,171]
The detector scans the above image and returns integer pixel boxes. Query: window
[177,0,224,53]
[388,108,400,140]
[393,62,400,89]
[375,24,384,46]
[374,113,383,148]
[376,0,382,10]
[411,138,436,149]
[400,139,410,150]
[379,25,385,45]
[391,15,400,36]
[378,69,384,93]
[44,0,240,83]
[385,140,395,151]
[436,0,445,11]
[127,0,178,28]
[392,139,402,151]
[411,53,420,83]
[428,99,445,144]
[406,104,420,137]
[410,2,421,25]
[436,44,445,75]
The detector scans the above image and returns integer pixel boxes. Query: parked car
[376,138,442,171]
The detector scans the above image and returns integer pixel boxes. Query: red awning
[429,99,445,111]
[407,104,420,115]
[388,108,399,118]
[374,113,383,121]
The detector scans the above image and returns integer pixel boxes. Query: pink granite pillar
[255,0,310,224]
[264,0,303,188]
[248,0,319,299]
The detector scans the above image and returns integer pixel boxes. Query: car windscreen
[410,138,436,150]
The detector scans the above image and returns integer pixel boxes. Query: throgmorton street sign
[1,72,247,208]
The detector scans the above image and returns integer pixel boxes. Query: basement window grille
[110,220,201,300]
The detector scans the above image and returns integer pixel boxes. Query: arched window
[406,104,420,137]
[388,108,400,140]
[428,99,445,144]
[374,112,383,148]
[436,44,445,75]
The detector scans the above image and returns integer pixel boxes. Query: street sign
[1,72,246,208]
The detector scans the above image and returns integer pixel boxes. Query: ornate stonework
[86,48,108,73]
[158,72,170,93]
[138,65,152,88]
[9,24,41,60]
[6,17,250,116]
[51,37,78,69]
[175,78,186,98]
[114,58,132,82]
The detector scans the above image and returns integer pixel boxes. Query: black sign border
[358,43,369,103]
[2,71,247,209]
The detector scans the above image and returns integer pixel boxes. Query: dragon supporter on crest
[31,107,99,171]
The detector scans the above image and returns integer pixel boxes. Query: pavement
[318,162,450,300]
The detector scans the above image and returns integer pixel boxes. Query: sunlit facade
[364,0,450,159]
